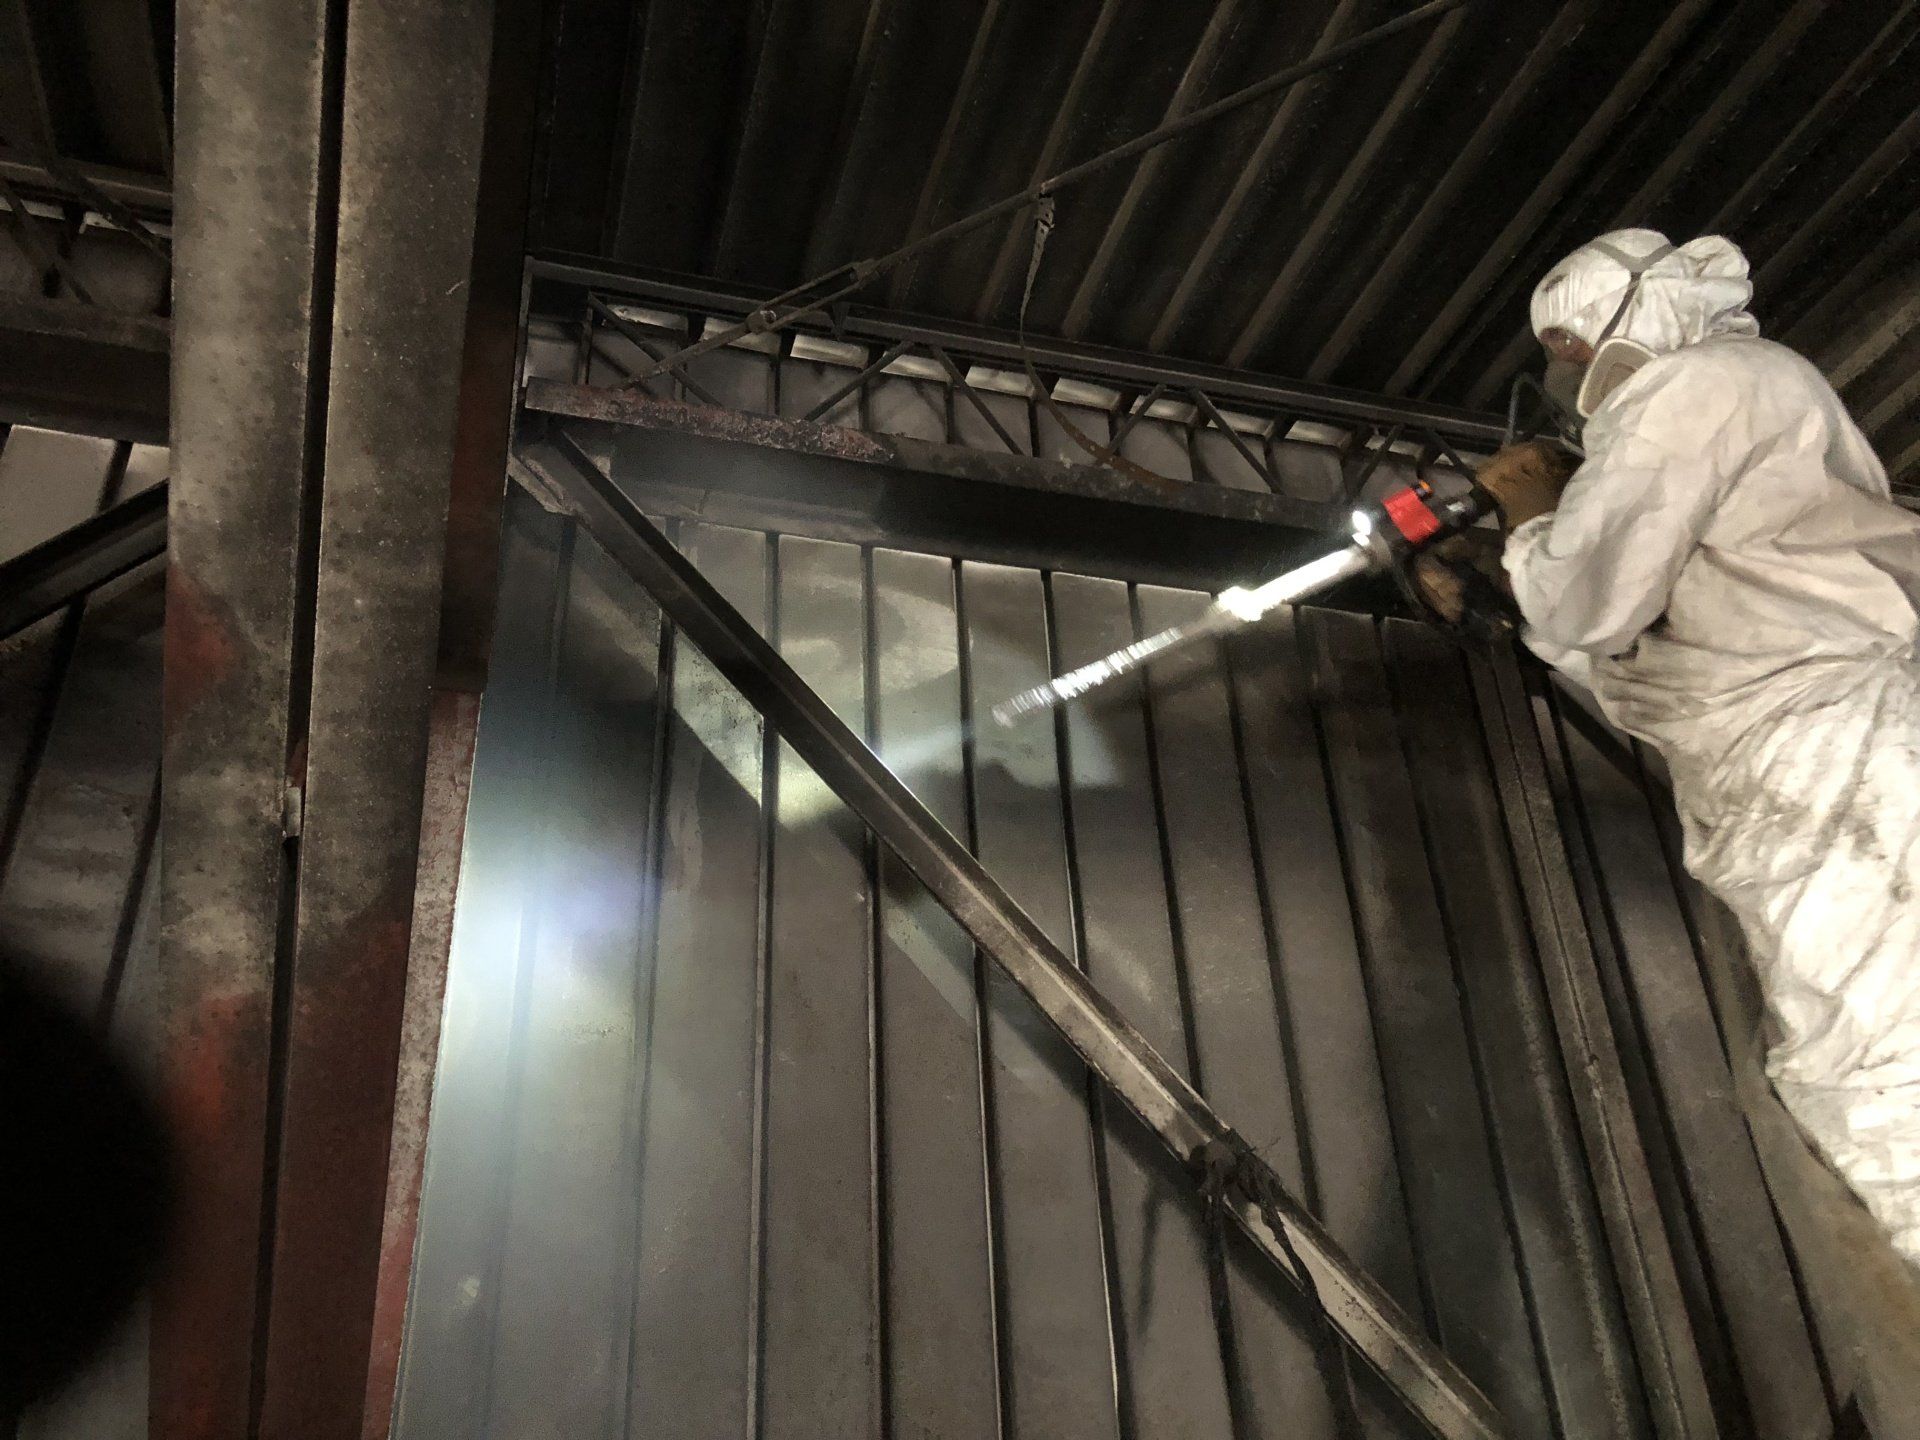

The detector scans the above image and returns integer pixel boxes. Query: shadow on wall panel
[0,425,168,1440]
[1532,682,1834,1439]
[395,483,1829,1439]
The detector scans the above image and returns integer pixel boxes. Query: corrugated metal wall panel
[1529,688,1836,1438]
[397,484,1804,1438]
[0,422,166,1440]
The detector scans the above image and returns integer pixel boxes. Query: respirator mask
[1520,240,1672,448]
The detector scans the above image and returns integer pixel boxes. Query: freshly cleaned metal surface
[400,479,1693,1438]
[0,431,1840,1439]
[520,431,1510,1439]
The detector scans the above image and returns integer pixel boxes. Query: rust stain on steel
[529,377,897,462]
[156,548,284,1440]
[258,875,417,1440]
[150,988,273,1440]
[360,688,482,1440]
[161,562,241,729]
[521,378,1331,532]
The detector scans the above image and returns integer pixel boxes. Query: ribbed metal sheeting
[0,423,166,1440]
[399,484,1676,1439]
[1533,691,1838,1439]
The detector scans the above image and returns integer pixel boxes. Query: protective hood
[1529,228,1760,356]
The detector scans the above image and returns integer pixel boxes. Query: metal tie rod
[517,429,1512,1440]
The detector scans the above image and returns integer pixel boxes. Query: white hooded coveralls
[1509,230,1920,1264]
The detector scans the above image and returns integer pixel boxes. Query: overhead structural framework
[515,423,1512,1440]
[532,259,1509,540]
[0,293,170,445]
[532,258,1511,452]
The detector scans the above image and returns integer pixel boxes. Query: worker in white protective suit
[1469,230,1920,1285]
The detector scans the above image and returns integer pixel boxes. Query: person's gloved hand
[1474,439,1579,529]
[1409,529,1509,628]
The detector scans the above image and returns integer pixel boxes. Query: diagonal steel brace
[515,426,1513,1440]
[0,480,168,642]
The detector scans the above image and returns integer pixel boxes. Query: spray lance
[990,478,1497,727]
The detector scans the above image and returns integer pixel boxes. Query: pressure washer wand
[990,483,1493,727]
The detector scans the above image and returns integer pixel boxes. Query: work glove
[1473,439,1579,529]
[1409,529,1511,631]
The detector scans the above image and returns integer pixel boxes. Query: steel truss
[529,257,1510,514]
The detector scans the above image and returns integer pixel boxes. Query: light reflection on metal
[518,430,1513,1440]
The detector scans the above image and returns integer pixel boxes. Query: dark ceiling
[4,0,1918,485]
[532,0,1920,484]
[0,1,172,197]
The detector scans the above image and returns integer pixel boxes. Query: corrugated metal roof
[0,1,172,196]
[532,0,1920,489]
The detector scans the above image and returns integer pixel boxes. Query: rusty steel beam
[357,689,483,1440]
[162,3,535,1437]
[252,2,539,1436]
[529,260,1513,444]
[0,295,170,444]
[159,5,337,1437]
[522,376,1333,532]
